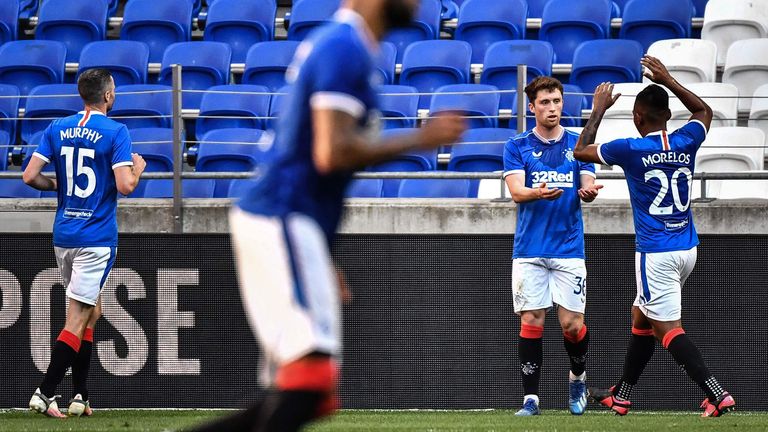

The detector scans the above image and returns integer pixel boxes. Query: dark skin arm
[573,82,621,164]
[574,55,714,164]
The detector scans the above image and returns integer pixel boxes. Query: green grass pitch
[1,409,767,431]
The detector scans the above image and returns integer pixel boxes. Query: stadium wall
[0,199,766,410]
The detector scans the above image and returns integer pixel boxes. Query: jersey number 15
[61,146,96,198]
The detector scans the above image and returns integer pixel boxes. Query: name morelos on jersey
[597,121,707,253]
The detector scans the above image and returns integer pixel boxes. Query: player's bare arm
[505,173,563,203]
[574,82,621,164]
[641,55,713,130]
[22,156,57,191]
[312,108,465,175]
[114,153,146,195]
[577,174,603,203]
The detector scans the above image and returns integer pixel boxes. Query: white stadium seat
[722,38,768,114]
[646,39,718,84]
[476,177,509,199]
[668,83,739,131]
[696,127,765,172]
[701,0,768,67]
[748,83,768,156]
[595,165,630,200]
[604,83,648,119]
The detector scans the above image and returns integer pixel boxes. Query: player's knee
[560,316,583,338]
[275,356,338,394]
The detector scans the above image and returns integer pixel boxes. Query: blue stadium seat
[268,85,291,130]
[619,0,692,51]
[204,0,277,63]
[527,0,549,18]
[0,0,18,44]
[0,84,20,144]
[106,0,119,17]
[441,0,459,19]
[397,178,472,198]
[287,0,341,41]
[78,41,150,87]
[36,0,108,63]
[0,179,42,198]
[383,0,441,63]
[378,85,419,129]
[455,0,527,64]
[369,128,437,197]
[540,0,612,63]
[21,84,81,145]
[111,84,173,129]
[376,41,397,85]
[120,0,193,63]
[195,84,271,140]
[242,41,300,91]
[128,128,174,172]
[399,40,472,109]
[196,128,269,196]
[18,0,38,20]
[447,128,510,172]
[346,179,384,198]
[141,179,216,198]
[692,0,708,17]
[226,178,257,198]
[128,127,174,197]
[561,84,587,128]
[188,0,203,17]
[430,84,500,129]
[0,40,66,108]
[570,39,644,100]
[480,40,554,109]
[0,131,10,170]
[158,42,232,110]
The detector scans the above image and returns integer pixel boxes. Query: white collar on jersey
[645,129,667,137]
[531,125,565,143]
[334,8,379,56]
[78,110,106,116]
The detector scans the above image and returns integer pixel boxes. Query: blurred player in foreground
[24,69,145,417]
[190,0,465,431]
[503,76,602,416]
[573,56,735,417]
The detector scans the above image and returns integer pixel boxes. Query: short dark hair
[524,76,563,104]
[635,84,670,123]
[77,68,113,105]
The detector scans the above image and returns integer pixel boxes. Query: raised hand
[592,82,622,114]
[641,55,674,86]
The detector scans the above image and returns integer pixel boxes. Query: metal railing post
[516,64,527,134]
[172,64,184,234]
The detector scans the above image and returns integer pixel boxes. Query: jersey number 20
[644,167,692,215]
[61,146,96,198]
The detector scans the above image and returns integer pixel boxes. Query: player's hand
[131,153,147,175]
[417,112,467,150]
[641,55,674,86]
[536,182,563,201]
[336,268,352,304]
[592,82,621,114]
[578,183,604,202]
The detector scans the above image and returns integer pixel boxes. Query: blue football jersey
[237,9,380,244]
[33,110,133,247]
[598,120,707,253]
[504,128,596,259]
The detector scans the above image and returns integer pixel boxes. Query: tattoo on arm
[577,109,605,152]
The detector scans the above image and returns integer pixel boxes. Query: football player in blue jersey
[190,1,465,431]
[503,76,603,416]
[573,56,735,417]
[23,69,146,418]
